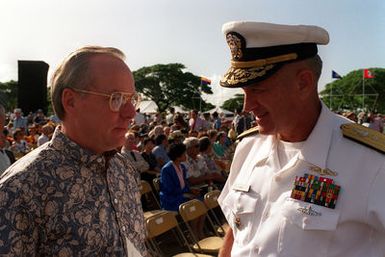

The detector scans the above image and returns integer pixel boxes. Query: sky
[1,0,384,107]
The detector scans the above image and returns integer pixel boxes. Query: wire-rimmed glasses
[71,88,141,112]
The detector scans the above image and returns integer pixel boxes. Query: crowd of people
[0,103,241,209]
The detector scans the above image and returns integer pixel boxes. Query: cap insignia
[226,32,243,60]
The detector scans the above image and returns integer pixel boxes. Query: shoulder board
[237,126,259,141]
[340,123,385,154]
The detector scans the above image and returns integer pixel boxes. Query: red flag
[363,69,374,79]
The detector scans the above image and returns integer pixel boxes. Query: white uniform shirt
[218,102,385,257]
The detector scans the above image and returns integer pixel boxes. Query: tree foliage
[133,63,214,113]
[221,93,244,112]
[0,80,18,111]
[320,68,385,112]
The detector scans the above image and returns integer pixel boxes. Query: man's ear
[296,69,315,98]
[61,88,78,115]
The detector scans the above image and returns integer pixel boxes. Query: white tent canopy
[205,107,233,115]
[138,100,158,113]
[173,106,189,114]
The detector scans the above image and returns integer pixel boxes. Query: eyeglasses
[71,88,141,112]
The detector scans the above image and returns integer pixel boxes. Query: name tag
[232,184,250,192]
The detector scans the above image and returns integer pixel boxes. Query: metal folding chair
[204,190,229,236]
[146,211,214,257]
[179,199,224,255]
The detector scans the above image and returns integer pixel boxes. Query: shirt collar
[299,101,336,168]
[50,126,115,166]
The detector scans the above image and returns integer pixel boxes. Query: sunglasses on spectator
[71,88,141,112]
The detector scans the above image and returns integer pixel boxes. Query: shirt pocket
[222,190,260,245]
[278,198,340,257]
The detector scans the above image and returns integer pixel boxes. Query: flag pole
[362,70,365,110]
[330,83,333,110]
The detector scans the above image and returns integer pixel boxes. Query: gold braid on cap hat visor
[231,53,298,69]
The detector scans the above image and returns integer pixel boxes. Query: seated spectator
[37,124,54,146]
[152,134,170,168]
[198,136,226,188]
[183,137,212,187]
[171,113,187,131]
[168,130,184,145]
[212,131,228,158]
[163,126,171,137]
[148,125,164,139]
[228,123,237,141]
[207,129,218,144]
[160,143,205,239]
[159,143,191,212]
[141,137,160,174]
[24,125,39,148]
[33,109,46,125]
[12,108,28,133]
[10,128,29,158]
[121,132,154,181]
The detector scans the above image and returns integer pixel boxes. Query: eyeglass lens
[110,92,140,111]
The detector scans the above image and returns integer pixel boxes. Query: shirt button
[122,226,126,232]
[97,158,102,163]
[114,198,118,204]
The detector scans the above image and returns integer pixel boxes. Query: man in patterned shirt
[0,46,149,257]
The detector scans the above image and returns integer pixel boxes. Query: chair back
[203,190,220,209]
[179,199,207,222]
[146,211,178,239]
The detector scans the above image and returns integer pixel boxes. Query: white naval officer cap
[220,21,330,88]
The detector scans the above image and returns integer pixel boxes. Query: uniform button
[114,198,118,204]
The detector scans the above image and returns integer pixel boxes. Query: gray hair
[50,46,126,120]
[183,137,199,149]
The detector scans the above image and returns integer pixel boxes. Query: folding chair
[140,180,168,220]
[146,211,214,257]
[179,199,224,255]
[204,190,229,236]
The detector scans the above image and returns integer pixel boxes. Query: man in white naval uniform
[217,21,385,257]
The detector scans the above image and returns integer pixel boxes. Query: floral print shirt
[0,127,149,257]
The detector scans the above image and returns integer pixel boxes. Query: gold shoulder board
[237,126,259,141]
[340,123,385,154]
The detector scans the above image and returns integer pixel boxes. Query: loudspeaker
[17,60,49,115]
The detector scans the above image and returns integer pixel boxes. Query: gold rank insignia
[341,123,385,154]
[309,166,338,176]
[236,126,259,141]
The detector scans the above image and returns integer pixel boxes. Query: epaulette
[237,126,259,141]
[340,123,385,154]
